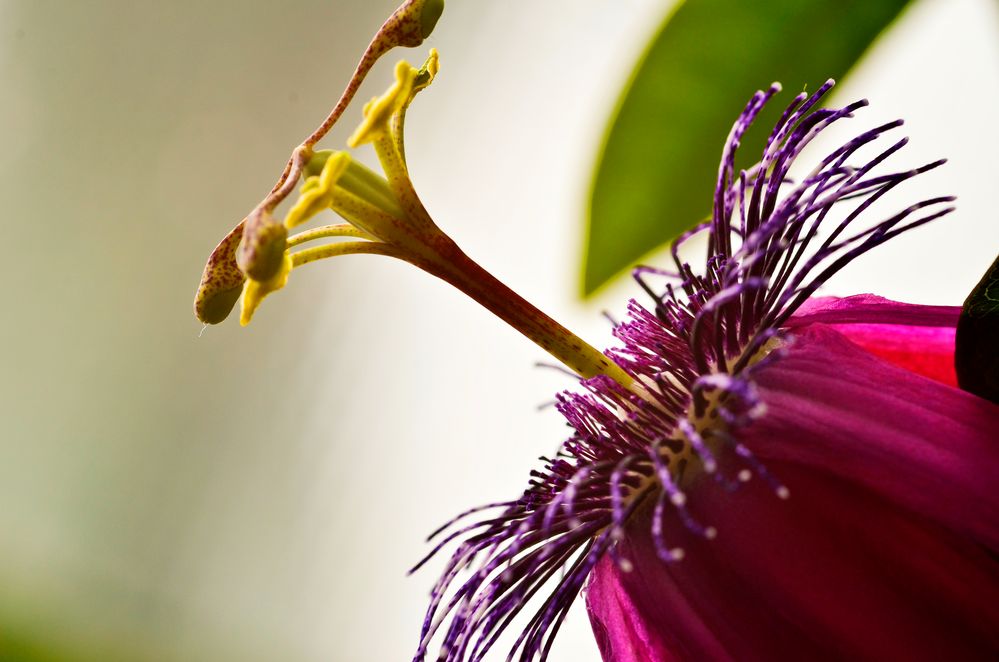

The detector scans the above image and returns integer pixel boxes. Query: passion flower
[191,3,999,659]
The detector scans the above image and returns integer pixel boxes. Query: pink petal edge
[788,294,960,385]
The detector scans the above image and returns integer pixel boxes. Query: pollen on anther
[671,492,687,506]
[738,469,752,482]
[670,548,685,561]
[777,486,791,500]
[705,526,718,540]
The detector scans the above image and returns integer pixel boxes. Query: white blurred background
[0,0,996,660]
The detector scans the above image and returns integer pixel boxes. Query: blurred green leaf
[583,0,912,294]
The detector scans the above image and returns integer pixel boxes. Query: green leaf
[583,0,913,295]
[956,253,999,404]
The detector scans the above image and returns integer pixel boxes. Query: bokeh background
[1,0,996,660]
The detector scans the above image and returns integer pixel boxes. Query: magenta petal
[754,323,999,547]
[588,460,999,660]
[788,295,960,385]
[587,561,686,662]
[587,323,999,661]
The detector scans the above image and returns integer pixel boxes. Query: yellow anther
[348,51,438,150]
[303,149,336,179]
[284,151,352,229]
[240,254,292,326]
[349,61,419,148]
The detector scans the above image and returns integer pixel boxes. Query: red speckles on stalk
[194,0,446,325]
[301,0,441,155]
